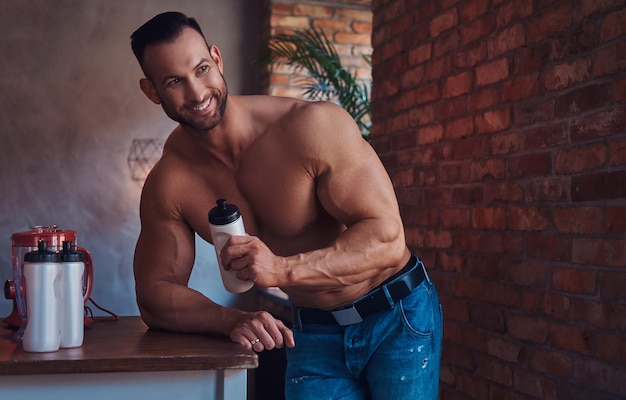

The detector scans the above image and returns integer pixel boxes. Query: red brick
[467,86,500,112]
[440,162,471,183]
[444,116,474,140]
[487,336,524,363]
[523,123,568,150]
[508,314,549,344]
[415,82,441,104]
[456,42,487,68]
[527,234,570,261]
[502,73,541,102]
[606,207,626,234]
[553,206,604,234]
[443,71,473,98]
[472,207,507,230]
[601,8,626,41]
[425,54,453,81]
[476,108,511,134]
[509,206,551,231]
[460,0,490,22]
[571,171,626,202]
[430,8,458,38]
[417,124,444,144]
[314,19,350,31]
[391,167,414,187]
[513,369,559,400]
[507,259,546,286]
[409,104,435,127]
[351,21,372,34]
[571,108,626,142]
[451,185,484,204]
[456,373,489,399]
[336,8,372,22]
[617,77,626,103]
[525,177,570,202]
[434,97,466,120]
[470,159,506,181]
[293,4,333,17]
[579,0,625,20]
[434,30,460,57]
[571,297,626,330]
[552,266,597,295]
[598,270,626,302]
[573,359,626,398]
[400,65,425,89]
[496,0,533,28]
[476,358,512,386]
[450,136,488,159]
[270,15,310,29]
[593,41,626,77]
[424,187,451,205]
[441,208,471,228]
[476,58,509,86]
[527,2,573,43]
[488,24,525,57]
[512,43,551,75]
[528,348,572,377]
[544,58,592,90]
[335,32,371,46]
[554,142,607,174]
[489,132,522,155]
[441,295,470,321]
[572,238,626,267]
[408,43,432,65]
[596,333,626,364]
[425,229,453,248]
[507,152,552,177]
[514,98,555,126]
[551,323,594,355]
[386,113,409,133]
[485,181,524,202]
[461,15,497,45]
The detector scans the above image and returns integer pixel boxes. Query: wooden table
[0,316,258,400]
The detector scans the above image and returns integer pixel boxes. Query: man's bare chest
[181,163,325,254]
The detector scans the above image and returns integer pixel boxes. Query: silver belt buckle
[331,306,363,326]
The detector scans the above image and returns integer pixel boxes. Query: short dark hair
[131,11,207,67]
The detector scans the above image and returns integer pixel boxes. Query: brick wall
[371,0,626,399]
[261,0,372,99]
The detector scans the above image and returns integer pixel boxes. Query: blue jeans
[285,260,443,400]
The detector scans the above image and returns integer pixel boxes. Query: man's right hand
[229,310,295,352]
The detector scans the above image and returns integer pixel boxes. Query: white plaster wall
[0,0,262,320]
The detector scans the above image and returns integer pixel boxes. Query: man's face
[140,28,228,132]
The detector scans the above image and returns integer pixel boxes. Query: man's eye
[198,65,209,75]
[166,78,181,87]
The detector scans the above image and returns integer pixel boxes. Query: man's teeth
[194,99,211,111]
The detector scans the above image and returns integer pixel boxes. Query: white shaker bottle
[58,240,85,348]
[22,240,61,352]
[208,199,254,293]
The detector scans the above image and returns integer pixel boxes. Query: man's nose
[186,78,206,102]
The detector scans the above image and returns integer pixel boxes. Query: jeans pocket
[398,284,436,338]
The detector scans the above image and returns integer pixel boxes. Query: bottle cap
[208,199,241,225]
[24,240,59,263]
[59,240,84,262]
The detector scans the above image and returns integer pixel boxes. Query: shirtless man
[131,12,442,400]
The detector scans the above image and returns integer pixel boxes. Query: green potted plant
[255,28,372,141]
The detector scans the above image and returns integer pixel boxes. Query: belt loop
[292,306,303,331]
[381,285,395,308]
[418,258,431,285]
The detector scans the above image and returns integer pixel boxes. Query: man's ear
[139,78,161,105]
[209,45,224,75]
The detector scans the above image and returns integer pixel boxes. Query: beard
[161,80,229,133]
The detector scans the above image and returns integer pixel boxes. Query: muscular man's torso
[151,96,403,309]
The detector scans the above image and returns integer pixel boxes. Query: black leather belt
[293,256,426,328]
